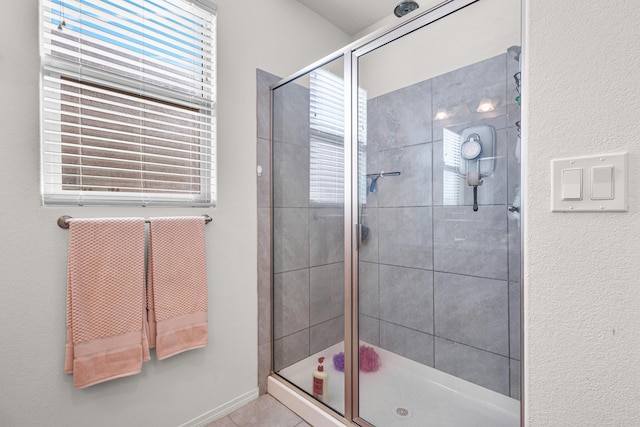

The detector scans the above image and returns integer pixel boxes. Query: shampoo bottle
[312,357,328,403]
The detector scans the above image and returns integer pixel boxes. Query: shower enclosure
[265,0,522,425]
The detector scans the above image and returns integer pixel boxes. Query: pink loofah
[359,344,380,373]
[332,344,381,373]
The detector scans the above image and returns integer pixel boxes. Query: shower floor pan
[275,342,519,427]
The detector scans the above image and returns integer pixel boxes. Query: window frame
[40,0,216,207]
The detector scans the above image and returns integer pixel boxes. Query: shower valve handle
[473,186,479,212]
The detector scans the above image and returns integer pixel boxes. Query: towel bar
[57,214,213,229]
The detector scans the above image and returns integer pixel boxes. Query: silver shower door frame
[268,0,524,425]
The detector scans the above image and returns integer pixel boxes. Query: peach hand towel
[147,217,208,360]
[64,218,150,389]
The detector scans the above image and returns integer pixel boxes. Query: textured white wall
[0,1,348,426]
[523,0,640,425]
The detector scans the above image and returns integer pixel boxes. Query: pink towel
[147,217,208,360]
[64,218,150,389]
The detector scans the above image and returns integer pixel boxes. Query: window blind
[309,69,367,206]
[41,0,216,206]
[442,127,464,205]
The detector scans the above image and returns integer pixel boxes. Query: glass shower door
[354,1,521,426]
[271,56,348,416]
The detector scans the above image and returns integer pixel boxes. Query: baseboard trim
[179,388,259,427]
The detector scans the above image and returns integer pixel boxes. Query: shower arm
[366,171,401,178]
[366,171,401,192]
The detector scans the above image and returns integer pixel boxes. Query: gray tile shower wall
[272,80,310,147]
[432,205,508,280]
[310,263,344,325]
[273,208,309,274]
[381,321,435,367]
[309,208,344,266]
[431,54,508,138]
[267,72,345,373]
[434,337,510,395]
[362,53,521,399]
[370,79,433,150]
[258,52,522,399]
[310,315,344,355]
[273,269,310,340]
[272,142,310,208]
[378,207,434,270]
[379,265,434,334]
[434,272,509,356]
[375,144,433,207]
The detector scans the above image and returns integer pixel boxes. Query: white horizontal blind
[442,127,463,205]
[41,0,216,206]
[309,69,367,205]
[357,86,368,204]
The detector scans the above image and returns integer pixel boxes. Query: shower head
[507,45,521,62]
[394,1,419,17]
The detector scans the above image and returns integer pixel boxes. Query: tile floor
[205,394,311,427]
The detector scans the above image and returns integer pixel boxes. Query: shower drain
[392,405,412,419]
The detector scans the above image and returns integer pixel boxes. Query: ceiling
[297,0,442,36]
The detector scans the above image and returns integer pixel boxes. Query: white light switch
[551,152,628,212]
[561,168,582,200]
[591,166,613,200]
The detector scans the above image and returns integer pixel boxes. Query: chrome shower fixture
[394,1,420,17]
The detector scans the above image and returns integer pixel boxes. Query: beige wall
[0,0,348,425]
[523,0,640,424]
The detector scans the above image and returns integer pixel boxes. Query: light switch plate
[551,152,628,212]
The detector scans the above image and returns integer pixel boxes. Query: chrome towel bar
[57,214,213,229]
